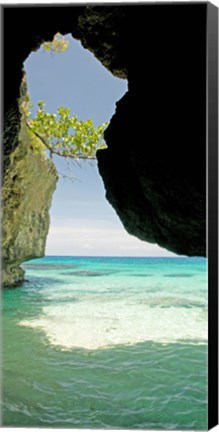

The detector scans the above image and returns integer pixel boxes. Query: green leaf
[28,99,108,159]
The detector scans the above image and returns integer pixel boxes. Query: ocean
[2,256,208,429]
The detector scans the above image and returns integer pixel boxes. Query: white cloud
[83,243,94,250]
[46,218,176,257]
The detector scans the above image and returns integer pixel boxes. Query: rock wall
[2,114,58,287]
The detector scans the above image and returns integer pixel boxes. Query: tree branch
[26,120,97,160]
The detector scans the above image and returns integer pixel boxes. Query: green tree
[41,32,69,54]
[21,35,108,162]
[25,100,108,160]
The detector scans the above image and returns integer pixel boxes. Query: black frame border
[207,2,218,430]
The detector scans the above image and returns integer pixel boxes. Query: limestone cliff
[2,115,58,287]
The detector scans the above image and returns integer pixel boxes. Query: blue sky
[24,34,176,257]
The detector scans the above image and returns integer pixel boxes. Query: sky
[24,34,176,257]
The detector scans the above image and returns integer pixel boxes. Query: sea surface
[2,256,208,429]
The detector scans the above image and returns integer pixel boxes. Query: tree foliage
[41,32,69,53]
[26,101,108,160]
[21,35,108,161]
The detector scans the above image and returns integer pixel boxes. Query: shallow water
[2,256,208,429]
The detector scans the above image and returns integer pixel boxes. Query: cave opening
[16,31,207,353]
[24,33,172,258]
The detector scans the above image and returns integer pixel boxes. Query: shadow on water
[164,273,196,278]
[22,263,80,270]
[60,270,112,277]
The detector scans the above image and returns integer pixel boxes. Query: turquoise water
[2,256,208,429]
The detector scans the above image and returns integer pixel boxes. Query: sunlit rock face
[3,4,207,286]
[2,115,58,287]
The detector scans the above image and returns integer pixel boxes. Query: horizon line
[41,254,206,259]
